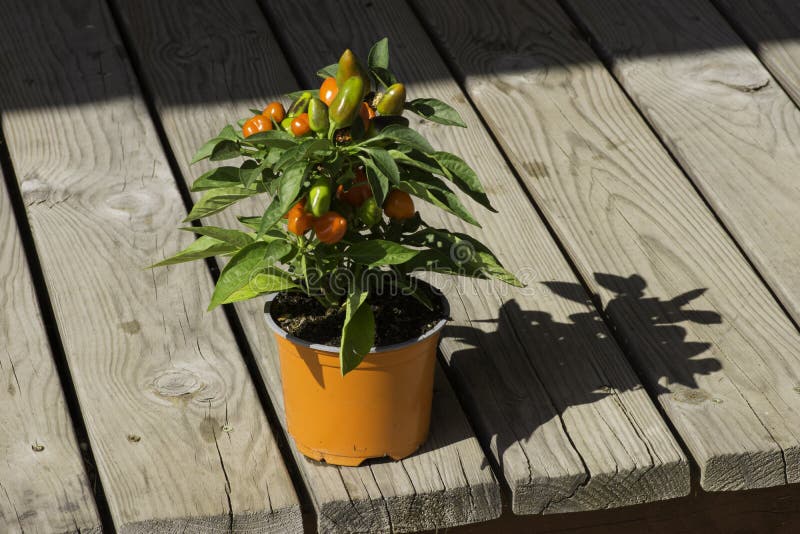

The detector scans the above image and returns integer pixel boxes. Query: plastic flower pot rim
[263,290,450,355]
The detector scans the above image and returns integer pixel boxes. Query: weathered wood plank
[0,163,101,533]
[413,0,800,491]
[262,0,688,514]
[444,480,800,534]
[109,0,501,530]
[0,0,302,531]
[714,1,800,122]
[564,0,800,341]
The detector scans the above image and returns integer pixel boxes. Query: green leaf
[184,186,258,222]
[191,167,240,191]
[368,38,389,71]
[358,146,400,205]
[285,89,320,100]
[316,63,338,79]
[278,161,307,212]
[149,236,236,268]
[363,147,400,181]
[273,144,305,172]
[405,98,467,127]
[340,282,375,375]
[223,269,298,304]
[364,124,434,154]
[263,146,287,170]
[209,241,295,309]
[404,228,523,286]
[217,125,238,141]
[371,66,398,88]
[192,139,228,164]
[398,173,480,226]
[210,140,241,161]
[239,160,262,188]
[238,216,262,231]
[359,155,390,206]
[191,126,240,163]
[391,271,434,310]
[179,226,254,248]
[264,239,294,263]
[239,218,285,242]
[432,152,495,212]
[346,240,419,267]
[242,129,298,149]
[388,149,440,174]
[300,138,334,160]
[256,200,288,238]
[397,249,462,275]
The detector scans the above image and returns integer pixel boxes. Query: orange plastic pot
[264,292,448,466]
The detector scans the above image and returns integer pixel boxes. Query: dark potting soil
[270,285,446,347]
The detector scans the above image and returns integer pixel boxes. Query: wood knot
[146,367,222,408]
[691,60,770,93]
[20,176,53,206]
[152,368,204,398]
[102,190,164,230]
[120,320,141,334]
[672,387,711,405]
[522,160,549,179]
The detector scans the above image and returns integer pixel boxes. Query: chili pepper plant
[154,39,521,374]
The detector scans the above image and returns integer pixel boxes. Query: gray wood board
[0,0,302,531]
[0,163,101,533]
[110,0,501,530]
[714,0,800,113]
[566,0,800,349]
[262,0,689,514]
[414,0,800,491]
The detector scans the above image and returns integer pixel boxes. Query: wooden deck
[2,0,800,532]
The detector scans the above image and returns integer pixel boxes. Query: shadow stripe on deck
[413,0,800,492]
[262,0,689,516]
[0,0,303,530]
[108,0,502,531]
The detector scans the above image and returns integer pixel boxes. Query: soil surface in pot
[271,286,446,347]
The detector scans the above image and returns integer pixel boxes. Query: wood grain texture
[713,0,800,133]
[564,0,800,347]
[110,0,501,530]
[446,480,800,534]
[0,0,301,531]
[0,167,101,533]
[262,0,688,514]
[413,0,800,491]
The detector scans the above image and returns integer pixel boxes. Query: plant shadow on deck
[443,272,722,475]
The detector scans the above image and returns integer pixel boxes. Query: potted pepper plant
[154,39,521,466]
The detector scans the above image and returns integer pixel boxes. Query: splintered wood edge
[120,507,303,534]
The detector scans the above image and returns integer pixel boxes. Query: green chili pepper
[307,177,332,217]
[280,117,293,131]
[328,76,364,130]
[307,97,329,133]
[336,49,369,97]
[377,83,406,116]
[287,91,311,118]
[357,197,382,227]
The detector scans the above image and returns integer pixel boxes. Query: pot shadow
[440,272,722,477]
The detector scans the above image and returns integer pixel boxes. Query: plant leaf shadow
[444,272,722,478]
